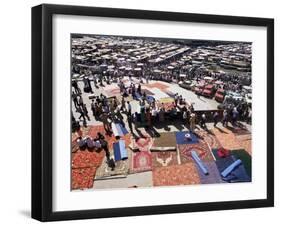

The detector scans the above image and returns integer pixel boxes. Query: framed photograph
[32,4,274,221]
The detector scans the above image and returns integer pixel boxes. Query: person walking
[127,101,132,115]
[91,100,95,117]
[213,111,219,127]
[72,91,79,111]
[127,113,134,133]
[78,107,87,127]
[200,113,207,129]
[72,79,81,94]
[222,109,228,127]
[121,96,126,112]
[189,112,196,132]
[232,107,239,126]
[82,104,90,121]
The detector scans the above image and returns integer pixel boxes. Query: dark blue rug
[175,131,199,144]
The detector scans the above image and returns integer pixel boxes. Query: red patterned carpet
[72,150,105,169]
[88,125,131,150]
[152,151,178,168]
[131,133,154,151]
[130,150,152,173]
[71,125,131,190]
[72,167,97,190]
[152,163,200,186]
[144,82,169,90]
[178,141,214,164]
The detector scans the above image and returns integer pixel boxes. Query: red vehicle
[202,84,215,98]
[215,88,225,102]
[194,84,205,95]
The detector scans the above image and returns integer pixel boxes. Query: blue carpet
[215,155,251,182]
[175,131,199,144]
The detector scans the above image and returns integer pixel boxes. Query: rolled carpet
[191,150,208,175]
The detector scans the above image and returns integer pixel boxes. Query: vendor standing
[190,112,196,132]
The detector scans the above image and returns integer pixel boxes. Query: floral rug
[152,163,200,186]
[130,150,152,173]
[178,141,214,164]
[131,133,154,151]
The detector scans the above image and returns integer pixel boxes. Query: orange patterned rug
[212,127,242,150]
[235,134,252,155]
[152,163,200,186]
[71,167,97,190]
[72,150,105,169]
[144,82,169,91]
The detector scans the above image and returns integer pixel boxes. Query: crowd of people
[72,74,251,138]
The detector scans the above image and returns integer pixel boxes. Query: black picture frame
[31,4,274,222]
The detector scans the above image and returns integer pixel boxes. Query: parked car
[215,88,225,102]
[179,80,195,90]
[194,84,205,95]
[202,84,216,98]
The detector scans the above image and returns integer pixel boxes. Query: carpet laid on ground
[195,130,222,149]
[152,163,200,186]
[88,125,131,151]
[153,132,177,148]
[72,150,105,169]
[195,161,224,184]
[231,149,252,178]
[179,141,214,164]
[235,134,252,155]
[227,126,251,135]
[72,126,92,152]
[144,82,169,90]
[175,131,199,144]
[71,167,97,190]
[130,150,152,173]
[131,133,154,151]
[213,154,251,183]
[212,127,242,150]
[95,157,129,180]
[151,151,178,168]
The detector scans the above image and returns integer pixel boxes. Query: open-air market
[71,34,252,190]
